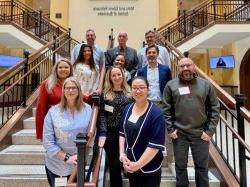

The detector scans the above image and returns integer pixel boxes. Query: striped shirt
[43,104,92,176]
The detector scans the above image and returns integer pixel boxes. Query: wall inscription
[93,6,135,16]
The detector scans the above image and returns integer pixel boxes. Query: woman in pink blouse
[73,44,99,104]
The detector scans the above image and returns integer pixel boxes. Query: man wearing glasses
[137,45,171,109]
[137,30,170,69]
[163,57,219,187]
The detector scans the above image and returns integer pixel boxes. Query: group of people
[35,28,220,187]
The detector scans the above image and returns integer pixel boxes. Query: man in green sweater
[163,57,219,187]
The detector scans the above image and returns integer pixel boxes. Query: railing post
[10,0,14,21]
[183,10,187,38]
[213,0,217,21]
[235,94,247,187]
[68,28,71,55]
[53,35,57,65]
[22,50,30,107]
[74,133,87,187]
[3,13,6,21]
[39,9,42,38]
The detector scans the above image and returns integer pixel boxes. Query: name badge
[128,114,139,123]
[178,86,190,95]
[104,104,114,113]
[55,177,67,187]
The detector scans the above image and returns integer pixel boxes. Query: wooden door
[240,48,250,110]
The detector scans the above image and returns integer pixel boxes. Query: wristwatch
[64,153,70,162]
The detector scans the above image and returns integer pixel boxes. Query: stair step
[0,145,45,165]
[120,167,220,187]
[23,117,35,129]
[32,108,36,117]
[12,129,41,145]
[0,165,49,187]
[162,150,194,167]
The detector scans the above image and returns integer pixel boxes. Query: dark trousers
[45,166,70,187]
[173,132,209,187]
[128,170,161,187]
[104,133,122,187]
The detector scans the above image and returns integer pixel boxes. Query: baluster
[22,51,30,107]
[235,94,247,187]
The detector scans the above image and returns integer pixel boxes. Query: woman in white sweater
[73,44,99,104]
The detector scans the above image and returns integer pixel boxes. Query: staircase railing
[0,0,68,42]
[158,0,250,46]
[156,32,250,187]
[0,31,77,128]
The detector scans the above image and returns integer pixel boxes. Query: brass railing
[0,31,78,128]
[158,0,250,46]
[0,0,68,42]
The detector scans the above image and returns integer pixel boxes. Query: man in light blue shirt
[71,29,105,68]
[137,30,171,69]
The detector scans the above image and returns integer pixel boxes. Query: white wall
[68,0,159,50]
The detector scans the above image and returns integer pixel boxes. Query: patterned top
[43,104,92,176]
[99,91,131,136]
[74,63,99,95]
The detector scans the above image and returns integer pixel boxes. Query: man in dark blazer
[106,32,139,78]
[137,45,171,108]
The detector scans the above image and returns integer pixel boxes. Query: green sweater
[163,77,219,136]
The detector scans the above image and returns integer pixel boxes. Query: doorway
[240,48,250,110]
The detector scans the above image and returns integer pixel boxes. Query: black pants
[45,166,70,187]
[173,132,209,187]
[128,170,161,187]
[104,133,122,187]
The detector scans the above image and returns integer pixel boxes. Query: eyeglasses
[65,86,78,91]
[178,63,193,68]
[131,87,147,92]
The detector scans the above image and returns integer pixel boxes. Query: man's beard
[179,71,195,81]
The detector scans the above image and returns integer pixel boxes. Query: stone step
[12,129,41,145]
[162,150,194,167]
[0,165,49,187]
[0,144,94,165]
[23,116,35,129]
[32,108,36,117]
[120,167,220,187]
[0,145,45,165]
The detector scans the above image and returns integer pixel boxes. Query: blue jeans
[172,132,209,187]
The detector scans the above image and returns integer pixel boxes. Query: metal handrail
[157,0,249,46]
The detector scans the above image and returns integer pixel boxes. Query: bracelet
[63,153,70,162]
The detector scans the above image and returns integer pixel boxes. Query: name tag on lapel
[104,104,114,113]
[128,114,139,123]
[178,86,190,95]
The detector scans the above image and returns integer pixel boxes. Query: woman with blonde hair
[73,44,99,104]
[36,58,73,140]
[98,66,131,187]
[43,77,92,187]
